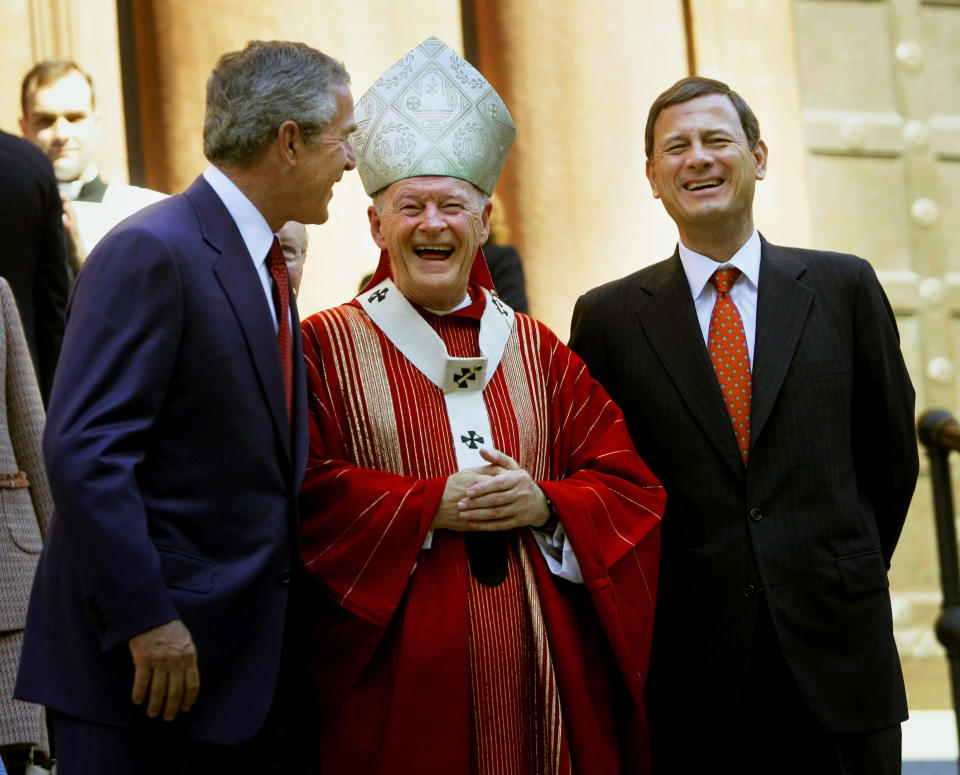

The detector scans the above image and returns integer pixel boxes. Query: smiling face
[646,93,767,259]
[369,176,491,310]
[20,70,101,184]
[295,83,357,225]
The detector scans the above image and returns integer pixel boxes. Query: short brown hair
[21,59,95,116]
[645,76,760,160]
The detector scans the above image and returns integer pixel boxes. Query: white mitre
[352,37,516,196]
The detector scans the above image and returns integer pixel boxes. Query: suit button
[749,507,763,522]
[744,584,756,599]
[278,570,291,585]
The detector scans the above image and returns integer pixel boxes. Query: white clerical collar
[359,278,516,472]
[424,293,472,315]
[679,229,761,299]
[58,164,100,200]
[202,164,274,267]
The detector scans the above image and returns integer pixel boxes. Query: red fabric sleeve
[300,317,445,629]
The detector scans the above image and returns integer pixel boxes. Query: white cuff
[531,522,583,584]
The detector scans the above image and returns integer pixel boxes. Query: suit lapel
[751,238,813,450]
[184,177,292,462]
[636,252,745,477]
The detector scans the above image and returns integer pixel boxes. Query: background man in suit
[569,77,918,774]
[19,59,166,273]
[0,130,69,404]
[16,40,356,774]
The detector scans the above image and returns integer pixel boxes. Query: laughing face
[295,83,357,226]
[646,93,767,258]
[368,176,491,310]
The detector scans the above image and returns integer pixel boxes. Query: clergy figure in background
[300,38,664,775]
[19,59,167,273]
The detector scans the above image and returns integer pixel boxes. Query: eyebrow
[32,110,89,119]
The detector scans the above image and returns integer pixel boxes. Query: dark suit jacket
[16,176,309,745]
[482,241,529,314]
[569,237,918,737]
[0,130,69,403]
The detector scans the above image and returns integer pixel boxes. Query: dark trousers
[650,594,902,774]
[53,601,312,775]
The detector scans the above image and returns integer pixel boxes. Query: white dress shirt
[678,229,760,368]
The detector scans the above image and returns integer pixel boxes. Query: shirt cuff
[531,521,583,584]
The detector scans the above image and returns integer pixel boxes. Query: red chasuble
[301,264,664,775]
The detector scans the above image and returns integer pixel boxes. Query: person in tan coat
[0,277,53,774]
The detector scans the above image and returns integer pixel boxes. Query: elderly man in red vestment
[300,37,665,775]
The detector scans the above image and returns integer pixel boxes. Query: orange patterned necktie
[267,237,293,426]
[708,267,751,464]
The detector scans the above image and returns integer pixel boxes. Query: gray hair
[203,40,350,166]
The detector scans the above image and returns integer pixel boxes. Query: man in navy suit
[16,40,357,774]
[569,77,918,774]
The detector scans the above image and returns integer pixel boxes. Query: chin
[53,164,79,181]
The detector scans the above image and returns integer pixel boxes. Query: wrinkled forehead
[277,221,307,246]
[381,175,486,203]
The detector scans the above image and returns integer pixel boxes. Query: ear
[479,199,492,244]
[276,121,300,168]
[754,139,768,180]
[646,160,661,199]
[18,116,27,136]
[368,205,388,250]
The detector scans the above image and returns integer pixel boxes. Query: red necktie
[266,237,293,425]
[708,267,751,464]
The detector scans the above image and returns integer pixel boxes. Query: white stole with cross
[358,278,514,473]
[358,278,582,582]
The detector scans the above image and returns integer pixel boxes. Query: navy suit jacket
[16,176,308,744]
[569,237,918,736]
[0,130,69,403]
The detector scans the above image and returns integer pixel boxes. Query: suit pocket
[836,549,888,595]
[157,547,215,593]
[1,478,43,554]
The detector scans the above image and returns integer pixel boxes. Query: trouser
[53,596,313,775]
[649,593,902,775]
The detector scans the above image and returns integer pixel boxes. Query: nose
[419,203,445,231]
[53,115,73,139]
[685,139,712,167]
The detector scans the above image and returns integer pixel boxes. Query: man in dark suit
[16,40,357,774]
[569,77,918,774]
[0,130,69,404]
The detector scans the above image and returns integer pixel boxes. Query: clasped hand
[432,447,550,532]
